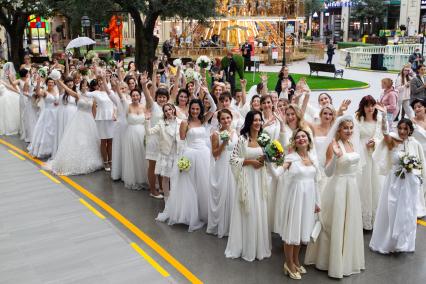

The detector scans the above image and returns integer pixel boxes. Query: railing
[339,44,422,71]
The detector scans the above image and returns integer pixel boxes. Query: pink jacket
[380,88,398,117]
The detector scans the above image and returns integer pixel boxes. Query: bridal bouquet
[85,50,98,61]
[257,132,271,147]
[177,157,191,172]
[49,69,62,81]
[196,55,212,70]
[264,140,284,165]
[184,68,201,83]
[219,130,230,141]
[38,66,49,78]
[395,153,422,179]
[173,58,182,67]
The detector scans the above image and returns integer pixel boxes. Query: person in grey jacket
[410,64,426,102]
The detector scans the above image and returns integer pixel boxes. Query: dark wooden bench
[308,62,344,78]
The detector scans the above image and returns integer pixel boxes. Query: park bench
[308,62,344,78]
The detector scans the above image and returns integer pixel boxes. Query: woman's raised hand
[331,138,343,157]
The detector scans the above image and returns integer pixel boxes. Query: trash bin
[371,54,386,71]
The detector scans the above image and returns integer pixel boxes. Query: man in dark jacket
[409,48,424,71]
[223,51,238,95]
[241,41,252,71]
[326,42,335,64]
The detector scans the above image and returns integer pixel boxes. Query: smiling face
[219,111,232,129]
[187,82,195,94]
[222,97,231,109]
[251,97,261,111]
[65,80,74,88]
[364,103,376,116]
[130,90,141,103]
[251,113,262,132]
[190,102,201,118]
[128,79,136,90]
[338,120,354,141]
[261,97,273,112]
[285,107,297,124]
[398,122,410,140]
[156,95,168,106]
[177,91,189,106]
[414,102,426,116]
[277,100,288,113]
[318,94,331,107]
[163,104,176,120]
[294,130,309,149]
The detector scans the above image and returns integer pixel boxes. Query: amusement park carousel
[171,0,317,63]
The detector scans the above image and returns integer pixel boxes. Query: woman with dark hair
[156,85,217,230]
[409,98,426,217]
[28,76,59,158]
[89,75,115,171]
[46,78,103,175]
[53,76,78,157]
[225,110,271,262]
[145,103,181,198]
[240,94,261,117]
[275,65,296,97]
[126,61,137,78]
[371,117,425,254]
[355,95,384,230]
[174,89,189,119]
[207,109,238,238]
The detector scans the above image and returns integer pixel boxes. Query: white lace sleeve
[230,136,249,212]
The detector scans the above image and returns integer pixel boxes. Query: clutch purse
[311,214,322,243]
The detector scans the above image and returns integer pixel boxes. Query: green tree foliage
[304,0,324,17]
[351,0,387,35]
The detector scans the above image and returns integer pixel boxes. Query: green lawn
[237,71,369,91]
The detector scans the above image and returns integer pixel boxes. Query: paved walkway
[0,145,175,284]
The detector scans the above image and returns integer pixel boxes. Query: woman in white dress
[225,110,271,262]
[370,118,425,253]
[355,95,384,229]
[305,115,365,279]
[46,79,103,175]
[269,129,320,280]
[109,80,130,181]
[156,91,216,230]
[207,109,238,238]
[121,88,149,190]
[0,81,20,136]
[89,78,115,171]
[145,103,181,198]
[28,77,59,158]
[53,76,78,157]
[408,98,426,217]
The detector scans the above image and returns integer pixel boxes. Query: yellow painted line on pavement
[418,219,426,227]
[130,242,170,277]
[8,149,26,160]
[0,138,203,284]
[79,198,106,219]
[39,170,61,184]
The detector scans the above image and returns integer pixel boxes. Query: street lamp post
[282,17,287,66]
[81,16,91,51]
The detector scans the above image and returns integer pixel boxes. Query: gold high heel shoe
[295,265,307,274]
[283,263,302,280]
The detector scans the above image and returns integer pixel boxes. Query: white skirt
[145,133,159,161]
[155,152,176,177]
[96,120,115,139]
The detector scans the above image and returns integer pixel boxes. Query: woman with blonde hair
[395,64,414,119]
[380,78,398,131]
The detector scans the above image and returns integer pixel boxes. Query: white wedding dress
[305,141,365,278]
[207,131,238,238]
[47,96,103,175]
[110,93,129,180]
[370,143,421,253]
[122,113,148,190]
[52,94,77,157]
[411,123,426,217]
[225,138,271,262]
[357,119,383,229]
[28,93,59,158]
[156,126,211,231]
[0,84,20,135]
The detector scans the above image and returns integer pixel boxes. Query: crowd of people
[0,54,425,280]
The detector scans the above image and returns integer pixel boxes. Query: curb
[311,83,370,92]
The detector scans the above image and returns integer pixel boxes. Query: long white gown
[47,96,103,175]
[110,93,129,180]
[314,136,329,195]
[370,142,423,253]
[122,113,148,190]
[145,102,163,161]
[207,131,238,238]
[273,153,319,244]
[0,84,20,135]
[225,137,271,261]
[357,118,383,229]
[411,123,426,217]
[156,126,211,231]
[28,93,59,158]
[305,141,365,278]
[52,94,77,157]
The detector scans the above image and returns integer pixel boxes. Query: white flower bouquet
[49,69,62,80]
[177,157,191,172]
[85,50,98,61]
[173,58,182,67]
[184,68,201,83]
[257,132,271,147]
[196,55,212,70]
[395,153,423,179]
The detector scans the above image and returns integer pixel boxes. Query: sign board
[285,25,295,34]
[272,48,278,60]
[422,0,426,9]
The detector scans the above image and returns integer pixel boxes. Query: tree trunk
[7,25,26,72]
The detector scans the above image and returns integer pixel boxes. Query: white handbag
[311,214,322,243]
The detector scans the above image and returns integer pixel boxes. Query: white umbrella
[66,37,96,50]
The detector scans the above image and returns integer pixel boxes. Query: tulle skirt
[28,107,58,158]
[53,103,77,157]
[0,87,20,136]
